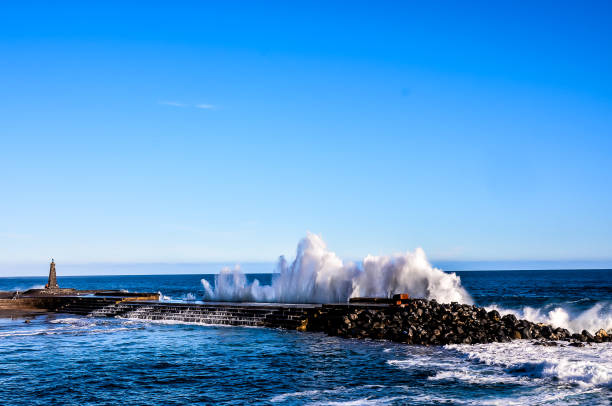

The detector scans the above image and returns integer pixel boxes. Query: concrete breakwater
[0,291,315,329]
[89,301,316,329]
[1,292,609,345]
[0,290,161,317]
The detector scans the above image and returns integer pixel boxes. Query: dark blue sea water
[0,270,610,405]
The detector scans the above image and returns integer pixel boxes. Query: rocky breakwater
[304,298,611,346]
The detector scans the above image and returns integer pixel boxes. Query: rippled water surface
[0,270,611,405]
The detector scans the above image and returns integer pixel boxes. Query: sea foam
[447,341,612,388]
[486,303,612,334]
[201,233,472,304]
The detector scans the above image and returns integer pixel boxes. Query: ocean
[0,270,610,405]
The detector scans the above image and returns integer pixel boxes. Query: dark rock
[544,341,558,346]
[521,327,532,340]
[533,340,558,346]
[594,329,608,340]
[540,325,553,338]
[298,298,610,347]
[501,314,518,326]
[487,310,501,322]
[569,342,584,347]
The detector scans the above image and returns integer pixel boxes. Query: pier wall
[0,294,318,329]
[1,294,609,345]
[88,301,317,329]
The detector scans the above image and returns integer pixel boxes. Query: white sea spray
[485,303,612,334]
[201,232,472,304]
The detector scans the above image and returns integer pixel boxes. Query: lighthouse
[45,258,59,290]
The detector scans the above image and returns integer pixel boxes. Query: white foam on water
[427,368,536,386]
[271,386,407,406]
[447,341,612,388]
[270,389,324,403]
[202,233,471,304]
[0,328,61,337]
[387,358,457,370]
[387,342,612,405]
[158,291,171,301]
[117,316,260,329]
[475,389,606,406]
[311,397,406,406]
[486,303,612,334]
[4,284,44,291]
[50,317,98,325]
[182,292,197,301]
[0,315,142,338]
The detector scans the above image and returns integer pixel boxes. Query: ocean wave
[0,326,132,337]
[0,328,62,337]
[201,233,471,304]
[158,291,171,301]
[270,389,326,403]
[565,297,593,304]
[448,341,612,388]
[485,303,612,334]
[0,316,142,338]
[313,397,406,406]
[3,284,44,291]
[387,358,456,370]
[427,369,535,386]
[271,386,404,406]
[117,316,259,328]
[181,292,197,301]
[474,389,605,406]
[49,317,101,325]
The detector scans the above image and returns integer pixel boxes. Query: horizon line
[1,268,612,279]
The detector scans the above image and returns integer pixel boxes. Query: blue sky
[1,1,611,274]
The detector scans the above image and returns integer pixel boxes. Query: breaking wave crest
[447,341,612,388]
[486,303,612,334]
[201,233,472,304]
[6,284,44,291]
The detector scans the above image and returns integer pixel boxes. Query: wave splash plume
[487,303,612,334]
[201,233,472,304]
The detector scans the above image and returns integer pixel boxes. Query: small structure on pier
[349,293,411,306]
[45,259,59,290]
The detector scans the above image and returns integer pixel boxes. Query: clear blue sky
[1,1,611,273]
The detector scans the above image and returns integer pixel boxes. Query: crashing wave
[447,341,612,388]
[181,292,197,301]
[157,291,171,301]
[201,232,472,304]
[486,303,612,334]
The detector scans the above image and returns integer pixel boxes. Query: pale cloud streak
[158,101,186,107]
[195,104,216,110]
